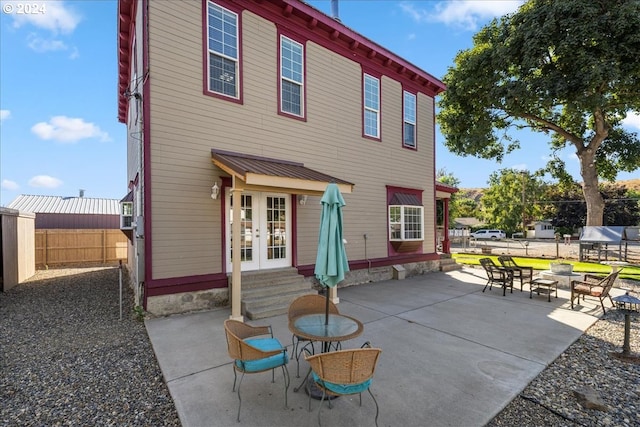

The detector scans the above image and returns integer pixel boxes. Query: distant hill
[617,179,640,192]
[459,179,640,198]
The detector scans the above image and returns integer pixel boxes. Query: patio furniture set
[480,256,620,309]
[223,294,381,425]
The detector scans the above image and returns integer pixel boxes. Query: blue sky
[1,1,638,206]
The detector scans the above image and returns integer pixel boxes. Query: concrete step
[441,262,463,272]
[243,288,315,320]
[237,268,315,320]
[232,267,303,288]
[242,280,312,299]
[440,257,462,272]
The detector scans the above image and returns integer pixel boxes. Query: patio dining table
[289,313,364,353]
[289,313,364,398]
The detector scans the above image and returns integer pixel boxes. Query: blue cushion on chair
[312,372,372,395]
[235,338,288,372]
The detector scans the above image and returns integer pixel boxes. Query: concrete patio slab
[146,267,619,427]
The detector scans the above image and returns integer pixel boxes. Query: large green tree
[480,169,545,234]
[438,0,640,226]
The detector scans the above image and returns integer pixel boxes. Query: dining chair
[288,294,340,377]
[497,255,533,291]
[223,319,290,422]
[304,342,382,427]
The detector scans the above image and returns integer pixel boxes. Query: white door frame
[226,191,291,272]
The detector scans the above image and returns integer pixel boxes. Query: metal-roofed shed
[7,194,120,229]
[579,226,628,262]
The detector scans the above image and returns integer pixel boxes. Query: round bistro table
[289,313,364,398]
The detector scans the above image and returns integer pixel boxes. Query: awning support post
[230,180,243,321]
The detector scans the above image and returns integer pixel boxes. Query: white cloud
[29,175,63,188]
[31,116,110,143]
[5,0,81,34]
[26,33,68,52]
[400,1,524,31]
[622,112,640,130]
[1,179,19,191]
[0,109,10,121]
[511,163,528,172]
[68,46,79,59]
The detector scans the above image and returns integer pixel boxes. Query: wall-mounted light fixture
[211,182,220,200]
[298,194,308,205]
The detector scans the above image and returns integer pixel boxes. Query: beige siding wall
[147,3,436,279]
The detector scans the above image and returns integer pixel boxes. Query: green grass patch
[451,253,640,281]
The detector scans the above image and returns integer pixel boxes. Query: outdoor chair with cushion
[570,270,620,314]
[288,294,340,377]
[223,319,290,422]
[498,255,533,291]
[480,258,514,296]
[304,342,382,427]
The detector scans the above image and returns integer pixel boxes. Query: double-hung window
[280,36,304,117]
[403,91,416,148]
[363,74,380,138]
[207,2,239,98]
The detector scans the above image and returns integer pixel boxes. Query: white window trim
[388,205,424,241]
[403,91,416,148]
[120,201,134,230]
[364,74,380,138]
[207,1,239,99]
[280,35,304,117]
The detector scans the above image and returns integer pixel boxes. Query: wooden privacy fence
[35,229,128,268]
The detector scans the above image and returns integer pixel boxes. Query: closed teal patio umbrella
[314,183,349,325]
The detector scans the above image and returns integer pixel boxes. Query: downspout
[364,233,371,273]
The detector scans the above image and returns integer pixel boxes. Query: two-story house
[117,0,451,318]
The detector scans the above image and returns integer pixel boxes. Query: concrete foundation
[147,288,228,317]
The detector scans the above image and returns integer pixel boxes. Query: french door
[226,192,291,271]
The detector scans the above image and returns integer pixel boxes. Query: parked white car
[470,229,506,240]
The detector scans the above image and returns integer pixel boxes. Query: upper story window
[363,74,380,138]
[280,35,304,117]
[403,91,416,148]
[207,2,239,99]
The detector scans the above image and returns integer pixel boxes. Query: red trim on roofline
[117,0,136,123]
[436,182,459,193]
[117,0,446,122]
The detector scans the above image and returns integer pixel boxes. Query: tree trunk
[578,149,604,226]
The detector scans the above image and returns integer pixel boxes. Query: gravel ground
[0,267,180,427]
[488,279,640,427]
[1,267,639,427]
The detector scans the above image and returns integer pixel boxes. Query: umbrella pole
[325,289,330,325]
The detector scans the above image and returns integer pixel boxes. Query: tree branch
[517,112,583,146]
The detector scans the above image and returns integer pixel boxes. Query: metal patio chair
[480,258,514,296]
[498,255,534,291]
